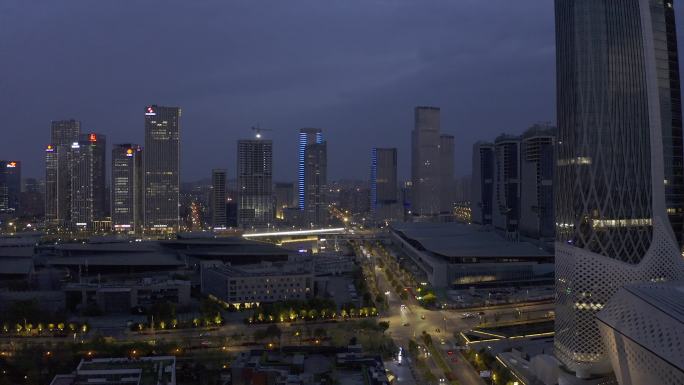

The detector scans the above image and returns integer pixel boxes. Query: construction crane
[251,125,272,139]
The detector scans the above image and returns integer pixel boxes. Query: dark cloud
[0,0,654,182]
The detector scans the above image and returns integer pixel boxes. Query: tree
[378,321,390,335]
[408,339,419,358]
[264,324,282,341]
[421,331,432,347]
[199,298,222,321]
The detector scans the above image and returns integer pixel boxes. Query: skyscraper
[211,169,227,229]
[371,148,399,222]
[51,119,81,147]
[46,119,81,228]
[144,105,180,233]
[69,133,106,230]
[471,142,494,226]
[493,135,520,239]
[519,124,556,240]
[112,144,143,233]
[0,161,21,214]
[303,140,327,226]
[439,134,455,214]
[298,128,328,227]
[554,0,684,378]
[237,138,273,228]
[411,107,441,217]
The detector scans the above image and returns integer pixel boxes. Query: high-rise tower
[112,144,143,233]
[0,161,21,214]
[471,142,494,226]
[69,133,106,230]
[237,138,273,228]
[46,119,81,229]
[411,107,441,217]
[211,169,227,229]
[144,105,180,233]
[298,128,327,226]
[554,0,684,377]
[439,134,455,214]
[303,141,327,226]
[371,148,399,222]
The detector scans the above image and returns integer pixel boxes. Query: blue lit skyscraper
[298,128,323,210]
[298,128,327,226]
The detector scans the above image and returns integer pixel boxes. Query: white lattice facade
[596,282,684,385]
[554,217,684,377]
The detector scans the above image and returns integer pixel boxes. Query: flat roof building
[201,261,313,306]
[390,222,552,288]
[50,356,176,385]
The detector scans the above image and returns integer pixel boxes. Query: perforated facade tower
[554,0,684,378]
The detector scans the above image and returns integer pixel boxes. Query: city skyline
[0,0,564,182]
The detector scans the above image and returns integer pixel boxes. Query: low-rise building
[231,348,389,385]
[50,356,176,385]
[201,261,313,307]
[64,278,191,314]
[314,254,354,276]
[390,222,553,288]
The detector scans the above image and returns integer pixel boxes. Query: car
[447,350,453,355]
[403,322,410,327]
[420,314,426,320]
[451,357,458,363]
[440,339,446,345]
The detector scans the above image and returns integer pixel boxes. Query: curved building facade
[554,0,684,378]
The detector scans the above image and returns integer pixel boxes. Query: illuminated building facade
[69,133,106,230]
[46,119,81,228]
[112,144,143,233]
[211,169,227,229]
[237,138,273,228]
[298,128,327,226]
[0,160,21,214]
[144,105,180,233]
[554,0,684,378]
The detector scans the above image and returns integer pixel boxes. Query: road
[373,260,486,385]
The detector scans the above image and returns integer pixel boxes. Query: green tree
[408,339,419,358]
[378,321,390,335]
[421,331,432,346]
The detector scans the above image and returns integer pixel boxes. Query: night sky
[2,1,679,182]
